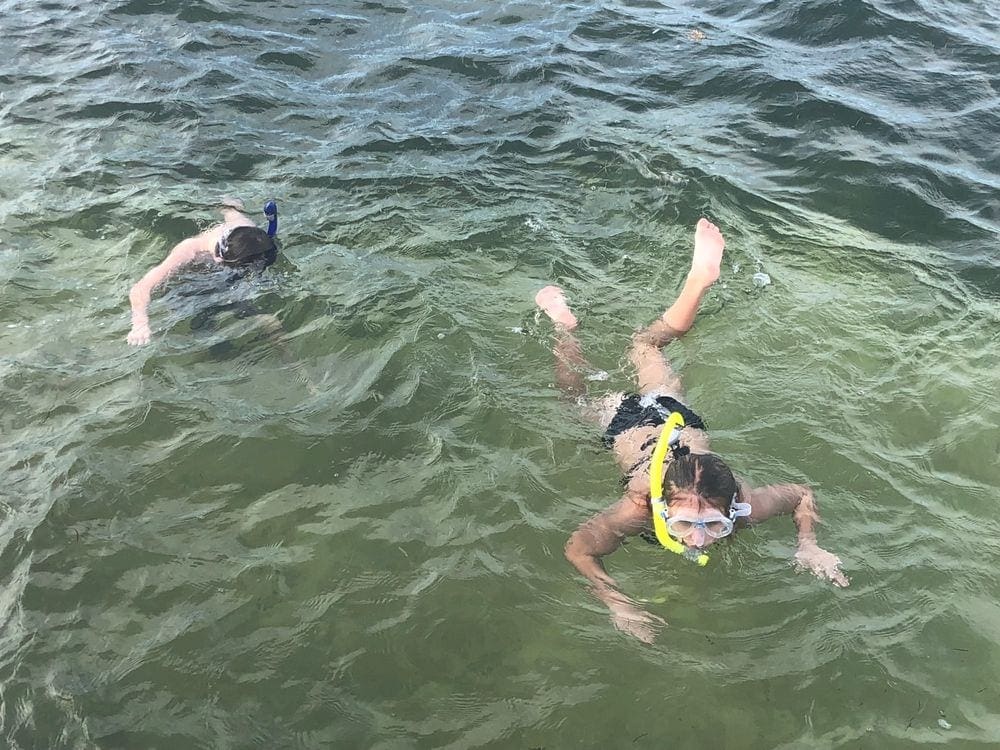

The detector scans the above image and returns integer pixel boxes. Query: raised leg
[629,218,725,396]
[535,285,588,398]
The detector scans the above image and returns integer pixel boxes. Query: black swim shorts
[602,393,706,449]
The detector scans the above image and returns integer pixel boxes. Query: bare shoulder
[151,237,206,273]
[601,492,650,535]
[195,224,226,251]
[195,217,255,250]
[742,482,810,524]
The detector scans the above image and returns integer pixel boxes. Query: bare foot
[535,285,578,330]
[689,218,725,287]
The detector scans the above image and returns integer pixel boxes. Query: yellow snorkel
[649,411,710,566]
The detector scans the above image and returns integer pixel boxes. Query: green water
[2,0,999,747]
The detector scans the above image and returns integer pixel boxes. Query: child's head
[217,227,278,268]
[665,453,738,514]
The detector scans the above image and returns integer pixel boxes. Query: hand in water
[795,544,850,587]
[127,322,151,346]
[610,602,666,644]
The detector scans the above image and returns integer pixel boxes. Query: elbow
[564,534,592,572]
[564,534,582,563]
[563,536,578,565]
[797,485,816,507]
[790,484,820,528]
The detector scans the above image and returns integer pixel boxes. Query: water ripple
[1,0,998,746]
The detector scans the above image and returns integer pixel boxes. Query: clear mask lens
[666,514,734,539]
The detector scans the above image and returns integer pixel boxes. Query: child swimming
[536,218,848,643]
[126,199,278,346]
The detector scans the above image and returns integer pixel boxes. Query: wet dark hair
[219,226,278,269]
[665,453,738,513]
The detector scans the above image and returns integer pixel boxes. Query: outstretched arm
[746,483,849,587]
[126,237,206,345]
[565,494,664,643]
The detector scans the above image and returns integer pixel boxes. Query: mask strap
[729,496,752,521]
[216,227,232,260]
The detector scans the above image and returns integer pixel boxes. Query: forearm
[129,285,151,326]
[790,487,849,586]
[128,242,196,327]
[791,487,820,549]
[569,551,644,613]
[127,254,180,341]
[565,502,669,639]
[566,546,617,591]
[749,483,847,586]
[565,538,642,611]
[564,496,652,607]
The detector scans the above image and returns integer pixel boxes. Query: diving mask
[214,227,232,261]
[663,497,752,540]
[666,513,734,539]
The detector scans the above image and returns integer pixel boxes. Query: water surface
[2,0,999,747]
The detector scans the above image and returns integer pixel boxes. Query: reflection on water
[1,0,998,747]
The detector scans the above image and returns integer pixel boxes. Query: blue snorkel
[264,199,278,237]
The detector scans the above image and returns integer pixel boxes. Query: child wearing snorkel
[126,199,278,345]
[536,218,848,644]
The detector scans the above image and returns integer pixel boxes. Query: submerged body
[126,199,278,346]
[536,218,848,643]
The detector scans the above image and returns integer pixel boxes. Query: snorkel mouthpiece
[264,199,278,237]
[649,412,710,566]
[682,546,710,564]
